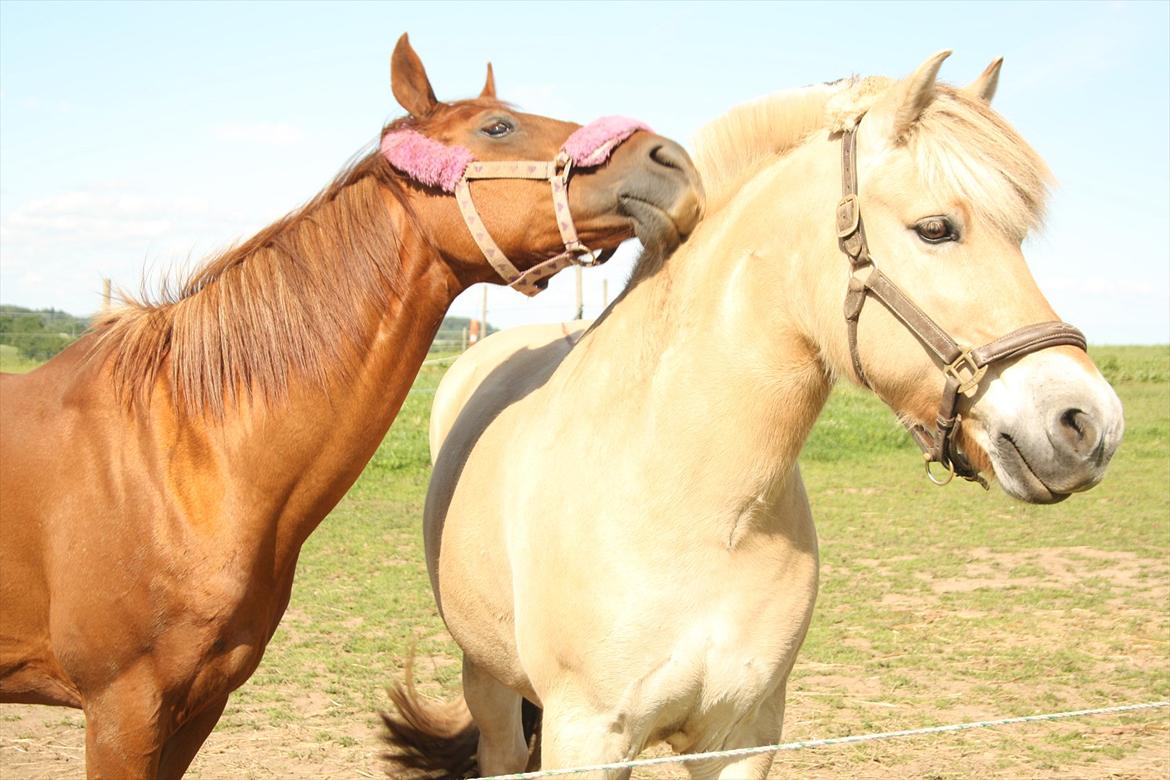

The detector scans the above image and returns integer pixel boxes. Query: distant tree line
[434,315,493,351]
[0,306,488,363]
[0,305,90,360]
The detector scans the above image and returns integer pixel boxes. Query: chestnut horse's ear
[479,62,496,99]
[868,50,951,143]
[391,33,439,118]
[962,57,1003,104]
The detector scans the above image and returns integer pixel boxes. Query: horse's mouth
[994,433,1070,505]
[618,194,686,254]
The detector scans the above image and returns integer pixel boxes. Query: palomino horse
[0,34,702,779]
[384,53,1124,778]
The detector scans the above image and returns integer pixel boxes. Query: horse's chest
[677,604,808,701]
[596,557,818,743]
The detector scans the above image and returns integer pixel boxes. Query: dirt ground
[3,686,1166,778]
[3,364,1167,778]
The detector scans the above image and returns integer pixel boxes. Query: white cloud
[2,190,176,247]
[0,185,253,314]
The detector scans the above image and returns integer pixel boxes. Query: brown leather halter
[454,153,614,296]
[835,126,1087,486]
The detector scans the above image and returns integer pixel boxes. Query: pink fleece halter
[380,116,650,295]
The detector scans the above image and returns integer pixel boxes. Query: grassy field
[1,345,1167,778]
[0,344,42,374]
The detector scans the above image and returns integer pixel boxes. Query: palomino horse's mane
[91,102,505,418]
[691,80,849,215]
[690,75,1052,237]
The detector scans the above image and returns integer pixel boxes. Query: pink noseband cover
[379,115,651,295]
[561,116,650,167]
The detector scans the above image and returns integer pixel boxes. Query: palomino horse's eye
[915,216,957,244]
[480,120,514,139]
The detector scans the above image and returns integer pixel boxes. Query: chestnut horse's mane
[92,103,501,419]
[91,149,407,418]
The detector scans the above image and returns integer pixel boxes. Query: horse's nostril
[1055,408,1101,458]
[648,143,684,172]
[1061,408,1085,439]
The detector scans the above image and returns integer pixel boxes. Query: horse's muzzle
[615,136,705,253]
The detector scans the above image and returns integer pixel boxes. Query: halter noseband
[835,125,1087,487]
[381,116,649,296]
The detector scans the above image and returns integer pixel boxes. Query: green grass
[244,343,1166,776]
[0,343,42,373]
[3,345,1166,778]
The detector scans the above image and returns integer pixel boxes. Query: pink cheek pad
[380,129,474,192]
[379,115,651,191]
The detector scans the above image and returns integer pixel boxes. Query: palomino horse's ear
[962,57,1003,103]
[869,50,952,143]
[391,33,439,118]
[480,62,496,99]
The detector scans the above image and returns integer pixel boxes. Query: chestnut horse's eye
[480,120,514,139]
[915,216,957,244]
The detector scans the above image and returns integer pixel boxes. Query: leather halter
[454,153,613,296]
[835,126,1088,486]
[381,117,648,297]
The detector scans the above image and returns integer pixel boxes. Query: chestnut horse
[0,34,702,778]
[385,54,1124,778]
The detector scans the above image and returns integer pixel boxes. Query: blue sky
[1,1,1167,343]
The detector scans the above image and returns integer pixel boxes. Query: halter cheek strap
[381,116,649,296]
[836,126,1087,487]
[454,154,585,294]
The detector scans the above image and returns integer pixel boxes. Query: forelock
[910,86,1052,241]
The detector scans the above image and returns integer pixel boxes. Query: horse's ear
[390,33,439,118]
[962,57,1003,103]
[869,50,951,143]
[480,62,496,99]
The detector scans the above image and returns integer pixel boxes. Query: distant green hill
[0,306,489,361]
[0,305,90,360]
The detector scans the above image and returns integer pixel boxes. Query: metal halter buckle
[553,151,573,184]
[945,349,987,397]
[836,194,860,238]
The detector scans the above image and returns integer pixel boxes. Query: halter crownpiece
[380,116,650,296]
[835,125,1087,487]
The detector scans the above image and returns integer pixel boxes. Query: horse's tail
[380,656,543,779]
[381,662,478,779]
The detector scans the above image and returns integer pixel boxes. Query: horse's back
[428,322,590,461]
[423,322,590,687]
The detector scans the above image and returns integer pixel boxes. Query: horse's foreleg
[685,685,786,780]
[157,694,228,780]
[81,673,166,780]
[539,694,638,780]
[462,658,530,775]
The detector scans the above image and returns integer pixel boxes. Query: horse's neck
[166,212,457,577]
[569,140,838,532]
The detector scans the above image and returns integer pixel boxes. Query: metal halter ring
[924,454,957,486]
[565,241,604,267]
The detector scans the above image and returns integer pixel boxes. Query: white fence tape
[481,700,1169,779]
